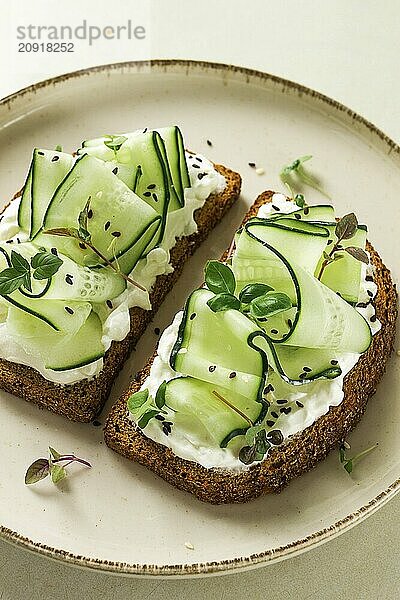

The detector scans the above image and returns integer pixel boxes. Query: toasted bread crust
[104,191,398,504]
[0,164,241,422]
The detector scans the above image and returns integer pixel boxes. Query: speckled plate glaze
[0,60,399,578]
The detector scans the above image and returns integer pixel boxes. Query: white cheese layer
[0,152,225,385]
[135,193,381,471]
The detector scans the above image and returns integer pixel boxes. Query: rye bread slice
[0,163,241,422]
[104,191,398,504]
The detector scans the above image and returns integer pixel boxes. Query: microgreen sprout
[25,447,92,486]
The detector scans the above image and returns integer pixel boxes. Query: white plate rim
[0,59,399,578]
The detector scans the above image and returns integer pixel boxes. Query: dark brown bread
[104,191,398,504]
[0,164,241,422]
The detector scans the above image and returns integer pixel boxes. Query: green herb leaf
[25,458,50,485]
[344,246,369,264]
[294,194,306,208]
[254,429,270,455]
[339,444,346,463]
[207,293,240,313]
[54,144,63,152]
[49,446,61,460]
[51,464,67,484]
[9,250,32,292]
[280,155,312,177]
[44,227,80,239]
[335,213,358,241]
[155,381,167,410]
[0,268,27,295]
[239,283,274,304]
[250,292,292,320]
[280,155,330,198]
[104,135,128,152]
[31,251,63,280]
[238,445,257,465]
[205,261,236,295]
[127,389,149,412]
[343,460,353,474]
[138,410,160,429]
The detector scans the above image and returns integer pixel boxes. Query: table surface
[0,1,399,598]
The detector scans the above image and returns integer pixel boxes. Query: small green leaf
[207,293,240,312]
[155,381,167,409]
[54,144,63,152]
[127,389,149,412]
[245,426,258,446]
[239,283,274,304]
[335,213,358,241]
[0,268,26,295]
[344,246,369,264]
[250,292,292,320]
[294,194,306,208]
[343,460,353,474]
[31,251,63,280]
[339,445,346,463]
[205,261,236,295]
[138,410,160,429]
[10,250,30,274]
[51,464,67,484]
[49,446,61,460]
[104,135,128,152]
[238,445,257,465]
[254,429,270,455]
[25,458,50,485]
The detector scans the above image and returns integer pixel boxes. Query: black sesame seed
[229,372,237,379]
[5,240,13,244]
[152,193,158,202]
[37,151,44,156]
[356,302,369,308]
[367,290,374,298]
[370,315,377,323]
[147,183,156,189]
[155,414,165,422]
[299,373,307,379]
[276,399,288,405]
[296,401,304,408]
[207,139,213,147]
[79,242,86,249]
[264,384,274,394]
[267,430,284,445]
[65,275,73,285]
[112,231,121,237]
[271,411,279,419]
[51,155,59,162]
[106,300,113,309]
[51,247,58,256]
[16,237,21,244]
[327,239,333,245]
[154,327,160,335]
[280,406,292,415]
[65,306,74,315]
[331,359,338,365]
[104,221,111,231]
[271,329,279,334]
[271,205,280,211]
[198,172,206,180]
[195,156,202,163]
[208,365,216,372]
[143,191,151,197]
[189,313,196,320]
[287,319,293,328]
[294,213,301,220]
[248,162,256,168]
[143,127,148,133]
[303,366,312,372]
[303,206,310,215]
[366,275,374,282]
[266,420,275,427]
[112,167,118,175]
[192,163,200,169]
[87,209,93,219]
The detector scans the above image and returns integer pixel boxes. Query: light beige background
[0,1,399,598]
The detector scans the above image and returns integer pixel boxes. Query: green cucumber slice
[40,154,159,269]
[163,377,267,447]
[316,225,368,304]
[170,289,267,402]
[7,308,104,371]
[17,163,33,234]
[30,149,75,238]
[233,222,372,353]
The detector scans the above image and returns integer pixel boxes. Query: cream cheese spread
[0,152,225,384]
[135,193,381,470]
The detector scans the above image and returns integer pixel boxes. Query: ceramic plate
[0,60,398,577]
